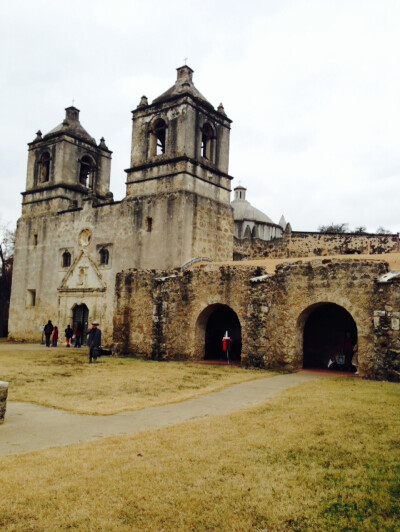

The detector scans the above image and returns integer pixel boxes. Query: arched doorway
[301,303,357,369]
[196,304,242,361]
[73,304,89,335]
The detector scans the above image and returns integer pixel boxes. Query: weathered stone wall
[114,265,258,360]
[246,259,387,375]
[113,258,399,381]
[9,184,233,344]
[0,381,8,424]
[373,277,400,381]
[234,232,400,260]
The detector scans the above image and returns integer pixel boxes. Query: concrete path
[0,372,324,457]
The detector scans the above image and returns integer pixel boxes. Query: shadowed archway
[195,304,242,361]
[300,303,357,369]
[72,304,89,335]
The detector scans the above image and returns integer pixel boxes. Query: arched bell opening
[299,302,357,370]
[195,304,242,362]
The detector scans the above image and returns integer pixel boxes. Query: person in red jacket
[51,326,59,347]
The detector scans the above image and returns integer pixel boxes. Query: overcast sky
[1,0,399,234]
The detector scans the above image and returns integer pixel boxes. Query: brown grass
[0,377,398,531]
[0,343,271,414]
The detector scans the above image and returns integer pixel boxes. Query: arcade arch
[297,302,357,369]
[195,304,242,361]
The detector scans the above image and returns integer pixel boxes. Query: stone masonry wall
[373,278,400,381]
[0,382,8,424]
[234,232,400,260]
[113,258,399,381]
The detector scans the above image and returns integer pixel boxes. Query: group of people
[43,321,84,348]
[43,320,101,363]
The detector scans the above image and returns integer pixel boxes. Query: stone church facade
[9,66,233,341]
[8,66,400,381]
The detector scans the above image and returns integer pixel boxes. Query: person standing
[87,321,101,363]
[51,326,59,347]
[74,322,83,348]
[44,320,54,348]
[65,325,73,347]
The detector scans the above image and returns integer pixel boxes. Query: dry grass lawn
[0,343,270,414]
[0,378,398,531]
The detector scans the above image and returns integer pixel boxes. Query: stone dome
[231,186,275,225]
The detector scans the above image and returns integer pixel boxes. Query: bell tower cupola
[126,65,232,204]
[22,106,112,216]
[124,66,234,265]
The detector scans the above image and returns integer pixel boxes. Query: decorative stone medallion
[79,228,92,247]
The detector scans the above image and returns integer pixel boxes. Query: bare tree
[0,221,15,337]
[352,226,367,235]
[318,223,349,234]
[376,227,391,234]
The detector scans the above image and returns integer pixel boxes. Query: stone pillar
[0,381,8,424]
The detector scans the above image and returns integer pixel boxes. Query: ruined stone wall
[114,265,259,360]
[246,259,388,375]
[113,258,399,381]
[234,232,400,260]
[372,278,400,381]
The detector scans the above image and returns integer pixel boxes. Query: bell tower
[125,66,234,267]
[22,106,112,217]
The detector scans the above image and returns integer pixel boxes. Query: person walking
[44,320,54,348]
[51,326,59,347]
[65,325,73,347]
[74,322,83,348]
[87,321,101,363]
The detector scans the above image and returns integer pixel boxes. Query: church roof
[44,107,97,145]
[152,65,214,110]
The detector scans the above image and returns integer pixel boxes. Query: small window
[38,152,51,183]
[79,155,96,189]
[33,234,38,246]
[146,217,153,232]
[99,248,109,265]
[201,123,214,160]
[62,251,71,268]
[150,119,167,157]
[27,289,36,307]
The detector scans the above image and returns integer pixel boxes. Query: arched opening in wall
[62,251,71,268]
[201,122,215,161]
[38,152,51,183]
[99,248,109,265]
[73,304,89,338]
[301,303,357,370]
[79,155,96,189]
[195,304,242,362]
[149,118,167,156]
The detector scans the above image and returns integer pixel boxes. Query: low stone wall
[0,381,8,424]
[234,232,400,260]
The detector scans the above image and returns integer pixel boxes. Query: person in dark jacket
[65,325,73,347]
[44,320,54,348]
[87,321,101,363]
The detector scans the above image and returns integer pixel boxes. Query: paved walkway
[0,372,324,457]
